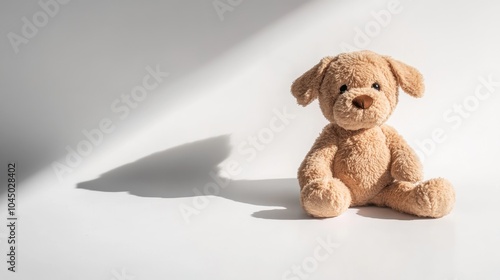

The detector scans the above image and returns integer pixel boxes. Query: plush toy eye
[339,84,348,94]
[372,83,380,91]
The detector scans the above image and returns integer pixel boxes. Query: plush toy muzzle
[333,87,392,131]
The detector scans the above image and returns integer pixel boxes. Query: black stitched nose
[352,95,373,109]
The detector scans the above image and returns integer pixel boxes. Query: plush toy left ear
[385,56,425,98]
[291,56,335,106]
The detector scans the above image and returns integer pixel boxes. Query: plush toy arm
[382,125,423,183]
[298,124,338,189]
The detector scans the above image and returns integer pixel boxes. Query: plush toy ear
[291,56,335,106]
[385,56,425,98]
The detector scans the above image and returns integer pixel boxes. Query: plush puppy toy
[291,50,455,218]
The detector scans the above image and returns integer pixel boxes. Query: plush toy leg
[371,178,455,218]
[300,178,352,218]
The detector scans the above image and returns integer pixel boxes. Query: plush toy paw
[372,178,455,218]
[413,178,455,218]
[300,178,352,218]
[390,157,423,183]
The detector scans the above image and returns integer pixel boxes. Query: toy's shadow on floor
[77,135,417,220]
[354,207,419,220]
[77,135,307,220]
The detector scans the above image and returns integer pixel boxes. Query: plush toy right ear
[384,56,425,98]
[291,56,335,106]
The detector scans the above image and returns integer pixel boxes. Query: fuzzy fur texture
[292,50,455,218]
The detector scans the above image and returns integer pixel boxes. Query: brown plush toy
[291,50,455,218]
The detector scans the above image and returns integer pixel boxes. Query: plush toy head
[291,50,424,130]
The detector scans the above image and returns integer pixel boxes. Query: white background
[1,0,500,279]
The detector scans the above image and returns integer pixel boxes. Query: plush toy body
[291,51,455,218]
